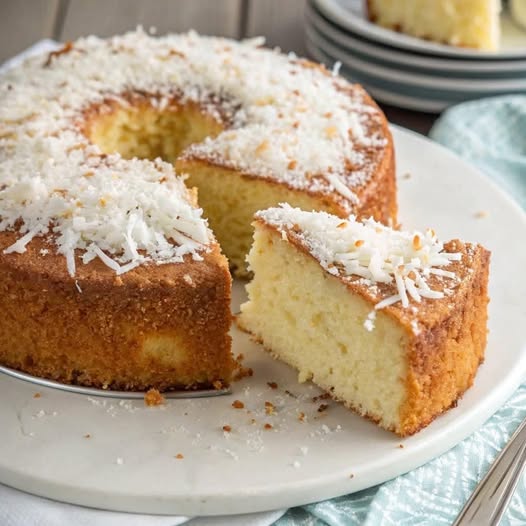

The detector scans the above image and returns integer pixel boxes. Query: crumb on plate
[144,388,165,406]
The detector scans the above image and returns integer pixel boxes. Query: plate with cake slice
[0,125,524,516]
[306,2,526,76]
[306,0,526,111]
[314,0,526,58]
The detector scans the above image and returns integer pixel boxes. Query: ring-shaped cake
[0,30,395,390]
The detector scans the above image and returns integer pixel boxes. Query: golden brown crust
[352,87,397,224]
[399,245,490,436]
[0,230,234,391]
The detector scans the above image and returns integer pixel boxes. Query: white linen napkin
[0,480,285,526]
[0,40,285,526]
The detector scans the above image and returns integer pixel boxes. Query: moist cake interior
[86,100,339,274]
[240,223,409,431]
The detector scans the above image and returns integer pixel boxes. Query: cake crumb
[398,444,404,449]
[84,433,91,439]
[474,210,488,219]
[264,401,275,415]
[144,388,165,406]
[349,473,354,479]
[312,393,331,402]
[318,403,329,413]
[213,380,223,390]
[232,400,244,409]
[298,412,306,422]
[267,381,278,389]
[116,457,124,465]
[33,393,41,399]
[292,460,301,468]
[175,453,184,459]
[264,423,273,430]
[300,446,309,456]
[233,353,254,381]
[403,172,411,179]
[222,425,232,433]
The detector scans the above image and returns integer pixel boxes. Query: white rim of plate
[306,24,526,92]
[313,0,526,59]
[305,38,450,112]
[306,3,526,74]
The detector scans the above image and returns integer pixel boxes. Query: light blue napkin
[278,96,526,525]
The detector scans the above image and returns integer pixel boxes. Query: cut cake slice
[366,0,501,51]
[238,205,490,436]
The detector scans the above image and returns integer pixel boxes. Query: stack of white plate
[306,0,526,112]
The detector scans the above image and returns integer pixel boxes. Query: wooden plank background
[60,0,244,41]
[0,0,62,62]
[0,0,308,62]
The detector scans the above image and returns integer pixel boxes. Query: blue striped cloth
[278,96,526,526]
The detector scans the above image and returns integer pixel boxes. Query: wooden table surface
[0,0,437,134]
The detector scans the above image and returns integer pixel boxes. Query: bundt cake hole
[83,98,225,164]
[82,95,348,276]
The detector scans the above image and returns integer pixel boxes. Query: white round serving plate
[1,126,525,516]
[314,0,526,59]
[306,3,526,76]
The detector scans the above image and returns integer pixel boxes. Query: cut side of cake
[366,0,501,51]
[238,205,490,436]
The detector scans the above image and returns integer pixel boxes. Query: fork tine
[452,416,526,526]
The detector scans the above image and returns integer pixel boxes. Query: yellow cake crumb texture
[367,0,501,51]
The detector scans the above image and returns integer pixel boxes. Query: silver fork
[452,415,526,526]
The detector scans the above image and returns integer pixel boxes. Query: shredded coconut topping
[257,205,462,309]
[364,310,376,331]
[0,29,386,275]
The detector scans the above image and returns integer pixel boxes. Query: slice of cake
[511,0,526,29]
[238,205,490,436]
[366,0,501,51]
